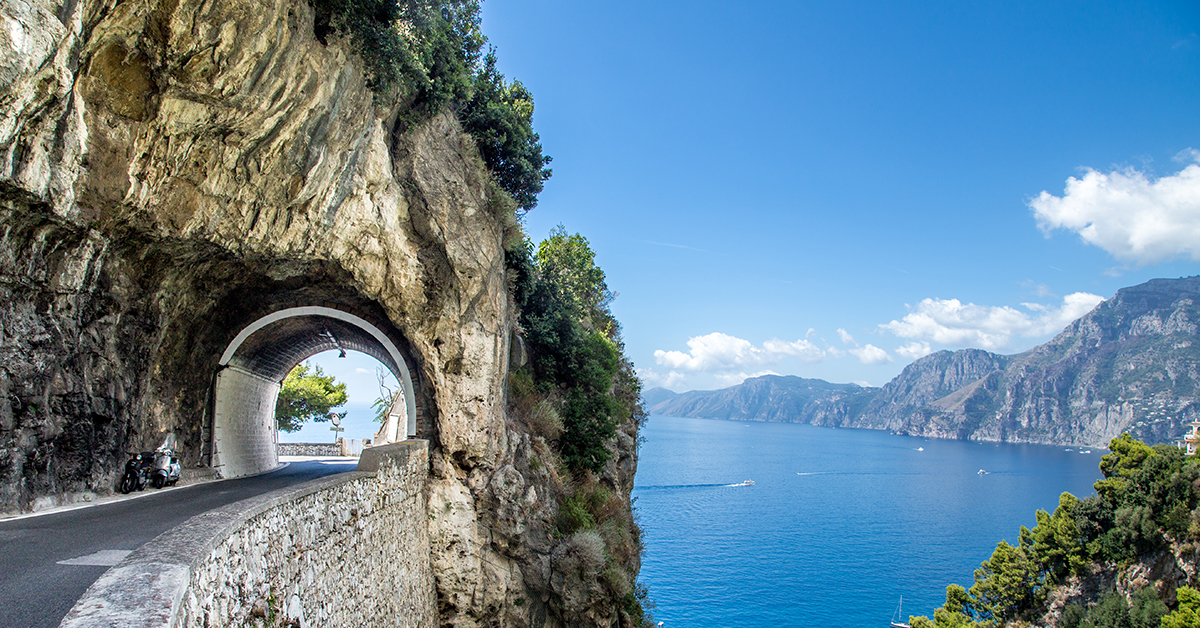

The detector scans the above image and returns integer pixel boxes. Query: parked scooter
[119,452,154,493]
[151,445,181,488]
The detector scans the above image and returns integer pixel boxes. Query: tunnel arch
[210,306,420,478]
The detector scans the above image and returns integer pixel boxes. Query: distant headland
[646,276,1200,448]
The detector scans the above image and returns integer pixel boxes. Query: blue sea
[633,415,1105,628]
[276,401,381,444]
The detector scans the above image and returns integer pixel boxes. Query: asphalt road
[0,459,357,628]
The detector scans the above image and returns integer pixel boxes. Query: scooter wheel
[152,475,165,489]
[119,474,136,494]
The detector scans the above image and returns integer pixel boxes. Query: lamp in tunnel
[318,320,348,359]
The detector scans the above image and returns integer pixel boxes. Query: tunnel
[211,306,420,478]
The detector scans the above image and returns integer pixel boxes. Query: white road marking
[57,550,131,566]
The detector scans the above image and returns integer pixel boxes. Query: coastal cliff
[0,0,641,625]
[648,277,1200,448]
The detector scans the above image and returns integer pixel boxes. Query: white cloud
[714,370,780,386]
[355,368,373,374]
[896,341,934,359]
[762,338,827,362]
[637,367,687,390]
[1029,153,1200,265]
[880,292,1105,350]
[654,332,829,372]
[836,328,855,345]
[849,344,892,364]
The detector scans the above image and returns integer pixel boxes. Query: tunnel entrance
[211,307,419,478]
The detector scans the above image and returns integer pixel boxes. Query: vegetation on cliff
[911,434,1200,628]
[507,225,653,625]
[307,0,552,209]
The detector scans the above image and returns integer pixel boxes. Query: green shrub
[1163,586,1200,628]
[513,227,635,474]
[461,52,552,210]
[557,492,596,534]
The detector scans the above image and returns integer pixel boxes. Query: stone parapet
[277,442,343,457]
[60,440,433,628]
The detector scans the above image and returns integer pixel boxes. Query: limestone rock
[0,0,640,625]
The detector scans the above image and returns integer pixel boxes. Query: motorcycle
[119,452,154,493]
[151,445,181,488]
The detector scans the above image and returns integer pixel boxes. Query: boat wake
[639,481,754,490]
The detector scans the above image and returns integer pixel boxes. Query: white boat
[891,596,911,628]
[977,469,989,475]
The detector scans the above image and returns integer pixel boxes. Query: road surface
[0,459,356,628]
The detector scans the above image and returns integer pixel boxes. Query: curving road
[0,459,357,628]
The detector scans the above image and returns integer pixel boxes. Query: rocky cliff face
[856,348,1011,431]
[909,277,1200,446]
[0,0,637,625]
[646,278,1199,448]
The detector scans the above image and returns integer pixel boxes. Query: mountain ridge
[646,276,1200,447]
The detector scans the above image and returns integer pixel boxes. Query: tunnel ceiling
[225,315,402,383]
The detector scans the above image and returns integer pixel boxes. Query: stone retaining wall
[60,440,435,628]
[277,442,342,457]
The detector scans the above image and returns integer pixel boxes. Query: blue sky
[467,0,1200,391]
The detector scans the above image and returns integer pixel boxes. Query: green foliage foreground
[912,434,1200,628]
[306,0,551,210]
[275,362,348,432]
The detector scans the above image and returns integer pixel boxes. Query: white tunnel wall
[212,366,281,478]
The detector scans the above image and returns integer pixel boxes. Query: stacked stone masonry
[277,443,342,457]
[60,441,435,628]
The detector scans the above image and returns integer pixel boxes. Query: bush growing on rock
[513,226,632,474]
[554,530,607,580]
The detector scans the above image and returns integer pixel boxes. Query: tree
[513,227,629,473]
[461,51,552,210]
[275,363,348,432]
[371,366,400,424]
[1163,587,1200,628]
[909,585,987,628]
[535,225,612,328]
[1021,492,1087,582]
[1095,433,1156,503]
[969,541,1040,622]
